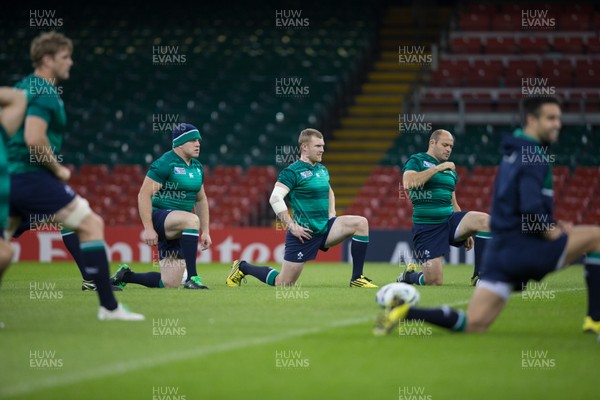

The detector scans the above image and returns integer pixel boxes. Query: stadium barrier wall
[14,227,342,263]
[14,228,475,264]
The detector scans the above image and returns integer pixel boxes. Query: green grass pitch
[0,261,597,400]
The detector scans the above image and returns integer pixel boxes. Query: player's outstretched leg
[373,284,506,336]
[560,226,600,334]
[324,215,377,288]
[399,258,442,286]
[226,259,280,286]
[111,264,164,288]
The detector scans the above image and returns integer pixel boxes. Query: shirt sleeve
[147,157,170,184]
[277,167,297,189]
[26,98,52,122]
[402,156,421,173]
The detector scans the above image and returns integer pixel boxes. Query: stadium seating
[66,164,278,228]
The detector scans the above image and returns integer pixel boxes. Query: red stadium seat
[460,13,491,31]
[485,37,518,54]
[552,37,584,54]
[468,59,504,86]
[431,60,468,87]
[574,60,600,87]
[559,13,591,30]
[587,37,600,54]
[540,59,573,87]
[492,13,522,30]
[80,164,109,176]
[517,36,550,54]
[451,37,482,54]
[420,91,456,112]
[466,3,497,14]
[505,60,539,87]
[562,4,594,13]
[463,92,494,112]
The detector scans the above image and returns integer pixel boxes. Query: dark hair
[521,96,562,125]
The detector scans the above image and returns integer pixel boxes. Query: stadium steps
[325,5,451,214]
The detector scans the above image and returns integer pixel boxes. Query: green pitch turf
[0,262,597,400]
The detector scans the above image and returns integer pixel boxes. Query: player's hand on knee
[143,228,159,246]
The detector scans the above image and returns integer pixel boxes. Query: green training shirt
[402,152,457,224]
[278,160,330,235]
[8,74,66,174]
[147,150,204,212]
[0,127,9,230]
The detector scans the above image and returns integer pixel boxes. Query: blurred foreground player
[111,123,211,289]
[226,128,377,288]
[0,88,28,287]
[374,97,600,336]
[6,32,143,321]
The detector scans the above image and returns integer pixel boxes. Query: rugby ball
[376,282,420,308]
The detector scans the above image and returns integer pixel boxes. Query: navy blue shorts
[283,217,336,263]
[10,171,76,222]
[480,233,568,290]
[152,209,184,260]
[412,211,469,262]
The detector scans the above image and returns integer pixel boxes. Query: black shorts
[152,209,185,260]
[283,217,336,263]
[412,211,468,262]
[10,171,76,223]
[480,233,568,290]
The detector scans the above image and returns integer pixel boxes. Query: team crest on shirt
[173,167,186,174]
[423,161,436,168]
[300,170,313,179]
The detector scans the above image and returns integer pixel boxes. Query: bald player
[398,129,491,286]
[375,96,600,337]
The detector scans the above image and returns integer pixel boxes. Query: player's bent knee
[184,213,200,229]
[62,198,93,230]
[276,276,298,286]
[466,320,490,333]
[0,241,13,269]
[358,216,368,229]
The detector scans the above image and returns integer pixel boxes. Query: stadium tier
[1,2,598,229]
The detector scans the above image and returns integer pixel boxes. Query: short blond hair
[298,128,323,146]
[31,31,73,68]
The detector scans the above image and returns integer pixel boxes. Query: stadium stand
[1,2,598,229]
[347,2,600,229]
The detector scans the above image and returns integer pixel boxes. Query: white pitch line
[0,287,584,399]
